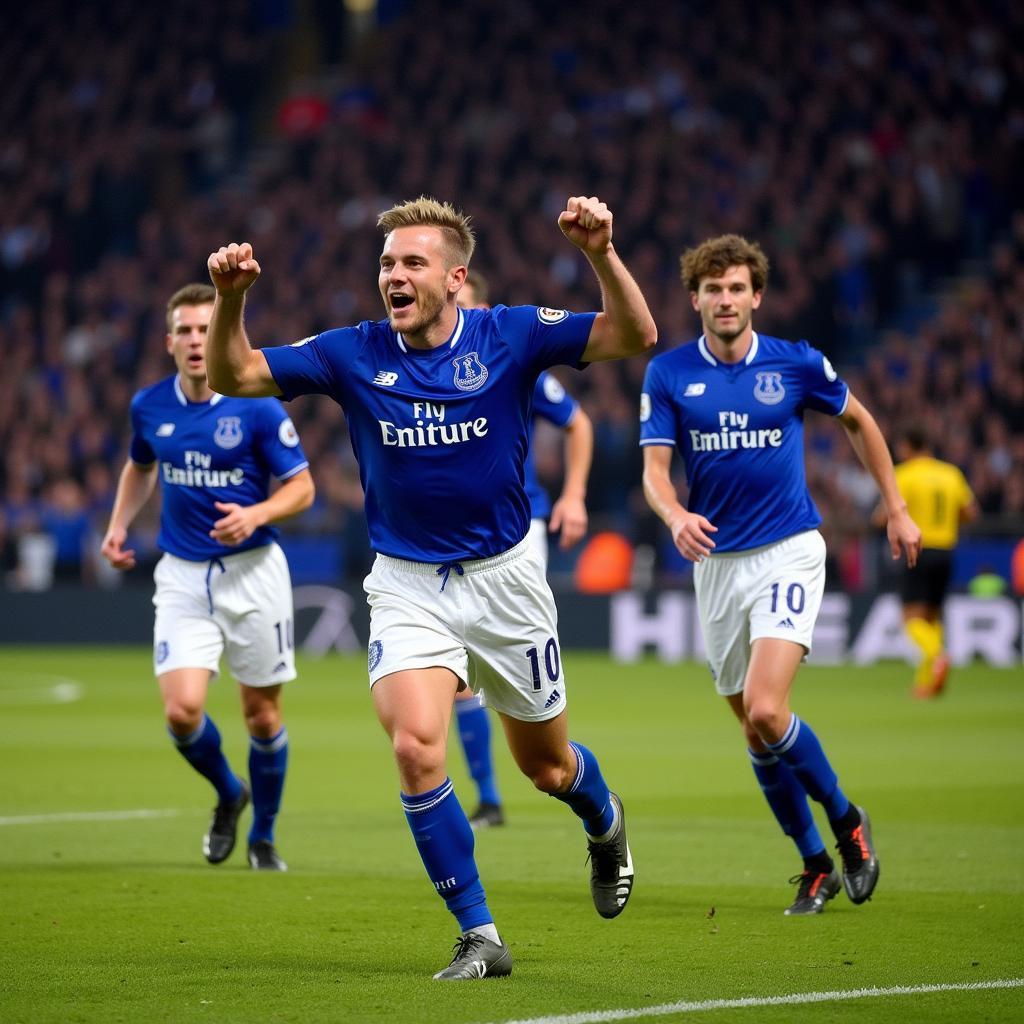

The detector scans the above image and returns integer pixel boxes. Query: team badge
[278,418,299,447]
[822,356,838,382]
[639,393,651,422]
[537,307,569,324]
[368,640,383,673]
[542,375,566,403]
[452,352,489,392]
[214,416,243,449]
[753,372,785,405]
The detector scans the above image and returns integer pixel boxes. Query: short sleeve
[262,330,351,402]
[639,357,677,447]
[128,392,155,465]
[256,399,310,480]
[492,305,596,373]
[799,342,849,416]
[532,372,578,428]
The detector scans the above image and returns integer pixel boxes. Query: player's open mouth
[390,294,414,310]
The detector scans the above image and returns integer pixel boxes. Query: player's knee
[164,699,204,734]
[745,701,787,743]
[244,705,281,739]
[523,760,573,795]
[391,729,444,780]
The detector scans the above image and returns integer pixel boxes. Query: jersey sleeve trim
[639,437,676,447]
[277,460,310,481]
[833,386,850,417]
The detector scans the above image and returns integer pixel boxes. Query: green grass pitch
[1,646,1022,1023]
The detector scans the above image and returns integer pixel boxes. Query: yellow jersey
[894,456,974,550]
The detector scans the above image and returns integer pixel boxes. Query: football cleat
[433,932,513,980]
[784,868,841,915]
[202,779,250,864]
[248,839,288,872]
[835,805,879,904]
[586,792,634,919]
[930,653,950,696]
[468,801,505,830]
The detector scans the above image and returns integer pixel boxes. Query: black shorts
[900,547,953,607]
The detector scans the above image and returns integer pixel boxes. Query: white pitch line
[481,978,1024,1024]
[0,809,181,826]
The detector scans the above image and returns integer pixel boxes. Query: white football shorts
[152,542,297,687]
[693,529,826,696]
[363,535,567,722]
[527,517,549,570]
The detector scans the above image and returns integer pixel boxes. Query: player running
[101,284,314,872]
[641,235,921,915]
[205,196,655,978]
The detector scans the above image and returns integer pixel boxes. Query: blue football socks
[248,726,288,845]
[748,748,825,857]
[551,741,616,837]
[766,713,851,823]
[169,714,242,803]
[402,778,493,931]
[455,695,501,806]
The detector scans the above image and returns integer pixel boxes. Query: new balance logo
[544,689,562,709]
[156,423,176,436]
[684,382,706,397]
[372,371,399,387]
[776,618,795,629]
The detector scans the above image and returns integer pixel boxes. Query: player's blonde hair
[166,283,215,331]
[377,196,476,268]
[680,235,770,294]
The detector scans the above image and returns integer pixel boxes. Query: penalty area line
[481,978,1024,1024]
[0,809,182,827]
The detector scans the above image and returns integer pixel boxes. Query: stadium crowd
[2,0,1022,589]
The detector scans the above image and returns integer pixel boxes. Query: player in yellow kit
[878,428,979,698]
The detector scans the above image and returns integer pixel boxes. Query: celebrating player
[453,269,594,830]
[640,235,921,915]
[101,284,314,872]
[205,195,655,979]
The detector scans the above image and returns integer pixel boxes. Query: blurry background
[1,0,1022,636]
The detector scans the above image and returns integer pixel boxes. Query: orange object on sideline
[575,531,634,593]
[1011,538,1024,597]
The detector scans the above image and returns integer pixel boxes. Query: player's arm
[549,406,593,549]
[205,242,281,397]
[837,392,922,567]
[557,196,657,362]
[210,468,315,547]
[100,460,158,570]
[641,445,717,562]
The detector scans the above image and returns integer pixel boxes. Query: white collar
[697,331,759,367]
[396,307,465,353]
[174,375,223,406]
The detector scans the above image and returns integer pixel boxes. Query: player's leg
[238,683,287,870]
[454,688,504,828]
[159,667,249,863]
[499,709,633,919]
[153,554,247,864]
[373,666,510,979]
[744,637,878,905]
[219,543,298,869]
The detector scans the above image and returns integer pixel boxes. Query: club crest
[753,372,785,405]
[368,640,383,673]
[452,352,489,392]
[214,416,243,449]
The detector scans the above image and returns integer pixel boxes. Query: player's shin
[748,749,825,857]
[765,713,851,822]
[402,778,493,930]
[170,714,243,802]
[248,726,288,844]
[550,741,616,837]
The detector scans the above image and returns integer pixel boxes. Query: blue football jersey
[129,375,310,560]
[263,305,596,561]
[639,333,849,552]
[525,371,579,520]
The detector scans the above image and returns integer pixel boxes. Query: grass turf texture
[0,647,1021,1024]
